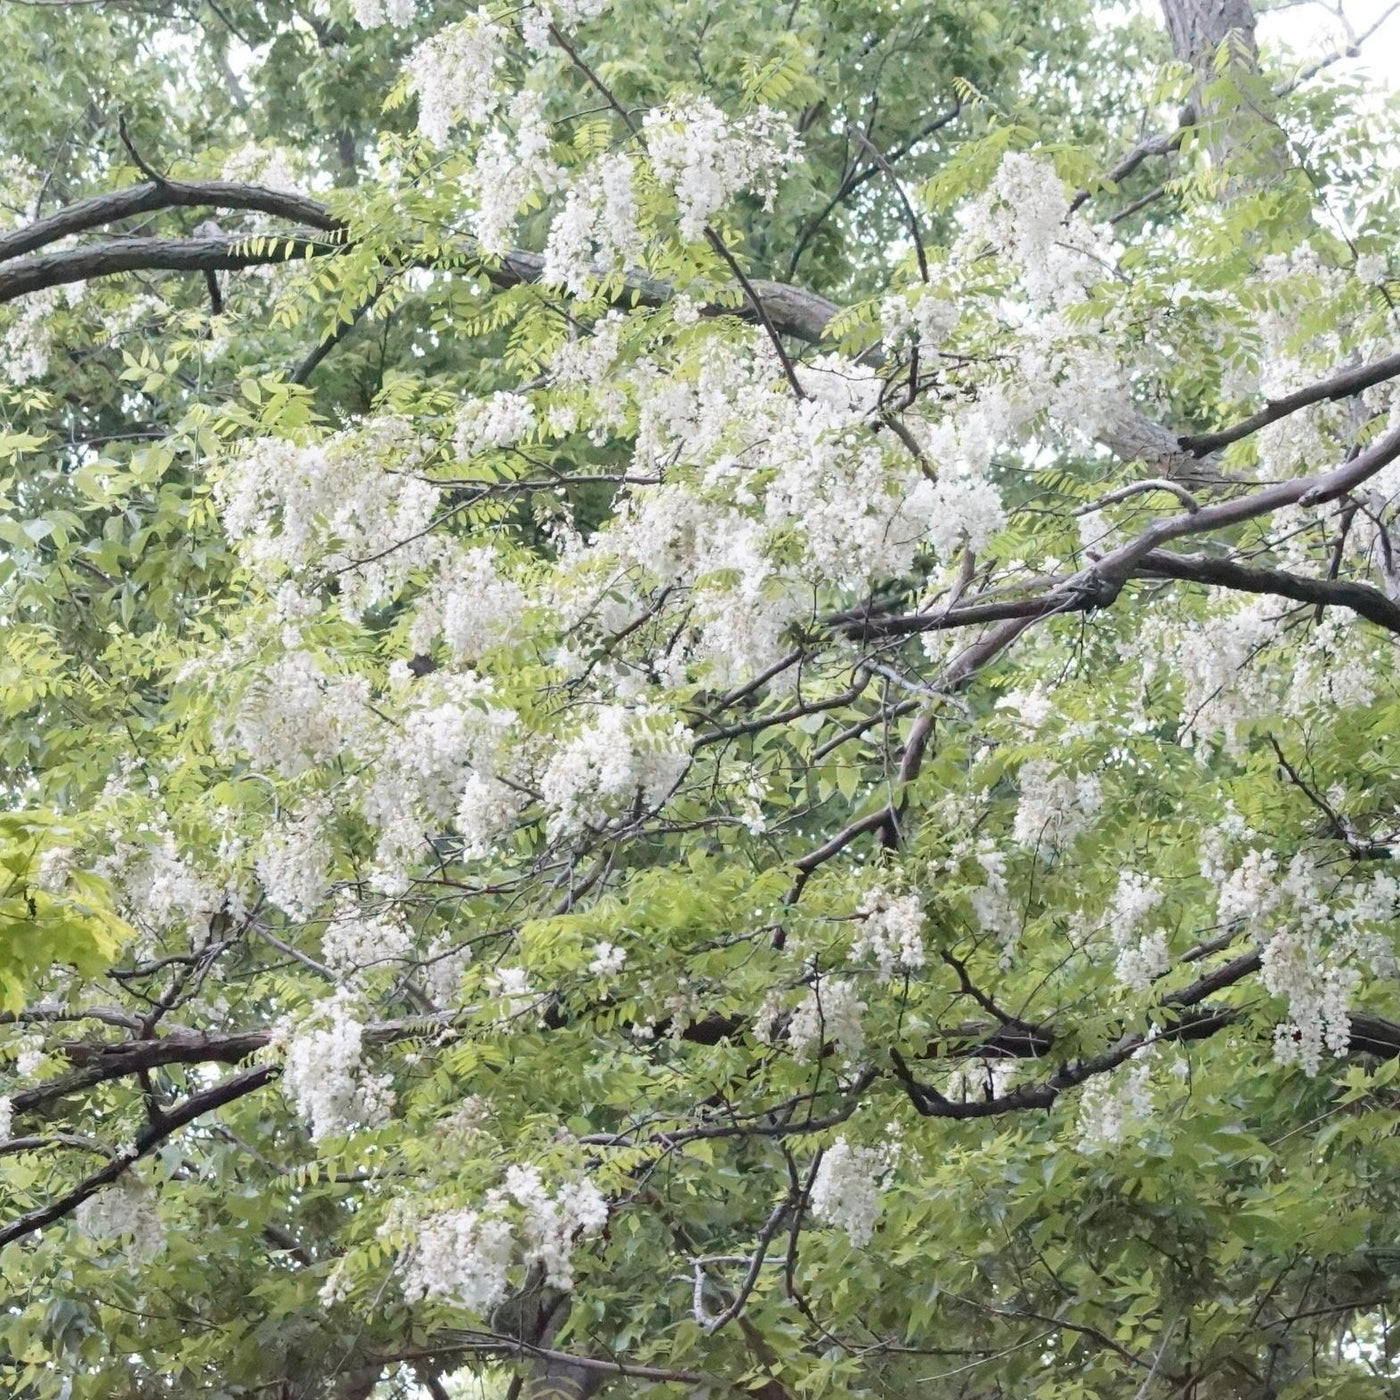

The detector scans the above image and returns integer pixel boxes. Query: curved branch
[0,1063,274,1248]
[0,230,348,304]
[0,178,342,263]
[1178,349,1400,456]
[1134,549,1400,633]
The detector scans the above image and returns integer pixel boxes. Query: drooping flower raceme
[541,703,692,838]
[280,992,395,1142]
[642,98,796,241]
[406,9,508,145]
[852,888,926,981]
[809,1136,899,1247]
[393,1165,608,1311]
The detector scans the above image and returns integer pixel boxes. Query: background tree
[2,0,1400,1396]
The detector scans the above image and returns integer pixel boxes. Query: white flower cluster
[2,285,62,384]
[222,649,372,779]
[0,1095,12,1140]
[350,0,414,25]
[1356,252,1387,285]
[216,421,439,617]
[1134,597,1281,752]
[411,544,528,663]
[76,1178,166,1262]
[1012,758,1103,854]
[809,1135,899,1247]
[1106,871,1167,993]
[424,936,474,1006]
[788,977,866,1062]
[881,288,959,356]
[581,330,986,684]
[1075,1047,1157,1153]
[541,703,691,838]
[394,1165,608,1312]
[406,9,508,145]
[943,1058,1017,1103]
[642,98,795,241]
[98,823,222,943]
[13,1035,46,1080]
[255,806,332,922]
[454,391,537,459]
[220,141,299,196]
[360,671,519,882]
[588,941,626,976]
[465,88,562,256]
[1258,854,1359,1075]
[1208,846,1400,1076]
[322,898,414,978]
[940,835,1020,956]
[851,888,926,981]
[542,153,644,294]
[396,1205,514,1312]
[959,151,1107,311]
[281,992,395,1141]
[518,0,610,50]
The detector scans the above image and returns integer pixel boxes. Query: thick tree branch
[0,1063,274,1248]
[0,230,347,304]
[1178,349,1400,456]
[1134,549,1400,633]
[0,178,342,263]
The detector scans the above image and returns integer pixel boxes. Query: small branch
[1075,478,1200,516]
[845,122,929,284]
[702,1198,793,1333]
[117,114,170,186]
[1178,349,1400,456]
[0,1064,275,1247]
[705,227,806,399]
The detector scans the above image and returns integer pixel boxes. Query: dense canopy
[2,0,1400,1395]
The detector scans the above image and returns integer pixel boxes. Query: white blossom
[542,153,644,294]
[1356,252,1387,285]
[643,98,795,241]
[1076,1047,1156,1153]
[588,941,626,976]
[397,1205,516,1311]
[541,703,691,838]
[1106,871,1167,993]
[349,0,414,25]
[851,888,925,981]
[322,898,414,977]
[504,1164,609,1288]
[256,807,332,922]
[1012,758,1103,854]
[454,392,537,459]
[809,1137,898,1246]
[789,978,865,1062]
[394,1165,607,1312]
[406,9,507,145]
[943,1058,1017,1103]
[465,88,563,256]
[281,991,395,1141]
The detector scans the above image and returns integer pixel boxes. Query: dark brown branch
[1178,350,1400,456]
[0,1063,274,1247]
[1134,549,1400,634]
[850,421,1400,640]
[0,178,342,263]
[0,230,347,305]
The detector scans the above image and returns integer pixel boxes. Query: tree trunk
[1159,0,1258,71]
[521,1295,607,1400]
[1158,0,1285,183]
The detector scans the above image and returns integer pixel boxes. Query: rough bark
[1159,0,1259,70]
